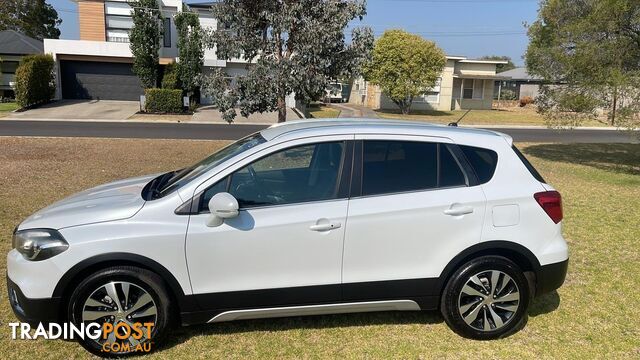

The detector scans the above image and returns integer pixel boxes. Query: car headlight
[12,229,69,261]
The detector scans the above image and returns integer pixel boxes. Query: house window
[423,77,441,103]
[0,61,19,74]
[163,18,172,47]
[105,1,133,42]
[463,79,474,99]
[462,79,484,100]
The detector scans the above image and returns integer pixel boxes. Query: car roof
[260,118,512,144]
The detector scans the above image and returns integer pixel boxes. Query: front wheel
[440,256,530,339]
[67,266,172,357]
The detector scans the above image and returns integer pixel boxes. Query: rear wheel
[67,266,172,357]
[440,256,529,339]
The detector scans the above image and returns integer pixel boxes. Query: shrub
[144,88,183,113]
[500,89,517,101]
[519,96,535,107]
[14,54,55,108]
[161,63,180,90]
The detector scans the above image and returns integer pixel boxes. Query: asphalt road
[0,120,637,143]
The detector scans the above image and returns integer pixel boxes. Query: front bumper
[536,258,569,297]
[7,276,61,325]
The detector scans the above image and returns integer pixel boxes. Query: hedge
[144,88,183,113]
[161,62,180,90]
[14,54,55,108]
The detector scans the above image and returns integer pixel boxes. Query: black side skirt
[180,278,440,326]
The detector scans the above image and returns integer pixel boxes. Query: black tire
[67,266,172,357]
[440,256,530,340]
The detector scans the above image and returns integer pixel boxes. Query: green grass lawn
[0,138,638,358]
[375,108,609,127]
[307,103,341,118]
[0,102,18,117]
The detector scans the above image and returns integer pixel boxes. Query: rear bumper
[536,259,568,297]
[7,276,61,325]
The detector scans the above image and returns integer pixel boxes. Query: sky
[47,0,540,66]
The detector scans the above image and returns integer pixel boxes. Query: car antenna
[448,109,471,127]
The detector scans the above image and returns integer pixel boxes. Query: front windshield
[157,133,266,197]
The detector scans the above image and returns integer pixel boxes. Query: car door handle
[443,205,474,216]
[309,221,342,232]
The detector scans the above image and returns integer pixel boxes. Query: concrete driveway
[7,100,140,120]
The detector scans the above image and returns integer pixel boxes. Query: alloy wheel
[457,270,521,332]
[81,281,157,347]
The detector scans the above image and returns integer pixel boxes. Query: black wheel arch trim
[437,240,542,295]
[52,252,198,313]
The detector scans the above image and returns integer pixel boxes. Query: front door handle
[309,220,342,232]
[443,205,474,216]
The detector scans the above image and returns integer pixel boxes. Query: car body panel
[17,174,155,231]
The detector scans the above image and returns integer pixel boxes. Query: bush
[161,62,180,89]
[14,54,55,108]
[519,96,535,107]
[144,88,183,113]
[500,89,517,101]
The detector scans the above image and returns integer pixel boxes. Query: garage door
[60,61,143,101]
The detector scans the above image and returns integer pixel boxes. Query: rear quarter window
[459,145,498,184]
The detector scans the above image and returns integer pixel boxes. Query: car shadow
[156,292,563,352]
[523,143,640,176]
[528,290,561,317]
[157,310,443,351]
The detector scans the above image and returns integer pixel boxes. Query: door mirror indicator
[207,192,239,227]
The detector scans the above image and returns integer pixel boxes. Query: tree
[0,0,61,40]
[201,0,373,123]
[175,11,204,100]
[128,0,163,89]
[479,55,516,73]
[363,30,446,115]
[526,0,640,130]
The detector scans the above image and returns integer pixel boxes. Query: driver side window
[200,141,345,210]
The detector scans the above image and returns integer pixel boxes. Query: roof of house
[0,30,43,56]
[499,67,542,81]
[259,119,511,144]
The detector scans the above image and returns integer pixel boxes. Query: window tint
[512,145,546,183]
[163,18,171,47]
[362,141,437,195]
[226,142,345,208]
[440,145,467,187]
[459,145,498,184]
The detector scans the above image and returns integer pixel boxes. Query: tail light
[534,191,563,224]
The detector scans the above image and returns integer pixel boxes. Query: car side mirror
[207,192,239,227]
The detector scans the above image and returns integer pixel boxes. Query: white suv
[8,120,568,356]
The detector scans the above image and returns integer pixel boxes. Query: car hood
[18,174,158,231]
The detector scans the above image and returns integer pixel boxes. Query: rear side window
[363,141,438,195]
[459,145,498,184]
[361,141,468,196]
[440,145,467,187]
[512,145,546,183]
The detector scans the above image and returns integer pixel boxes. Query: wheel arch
[437,241,541,296]
[53,253,197,319]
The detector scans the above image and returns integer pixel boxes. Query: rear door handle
[309,221,342,232]
[443,205,474,216]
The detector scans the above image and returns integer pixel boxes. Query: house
[44,0,253,104]
[350,56,510,111]
[0,30,44,98]
[495,67,544,100]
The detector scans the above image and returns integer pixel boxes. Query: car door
[342,135,486,302]
[185,136,353,310]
